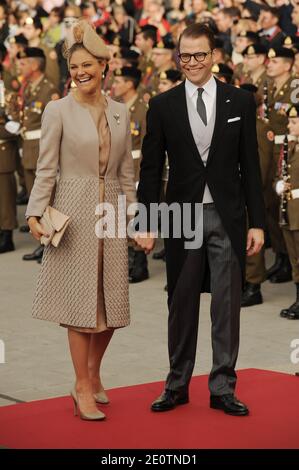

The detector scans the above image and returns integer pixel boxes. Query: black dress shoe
[280,284,299,318]
[152,248,166,261]
[210,394,249,416]
[23,245,44,261]
[241,283,263,307]
[151,389,189,412]
[19,224,30,233]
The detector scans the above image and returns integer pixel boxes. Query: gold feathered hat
[63,19,110,62]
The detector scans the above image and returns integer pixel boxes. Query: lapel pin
[226,99,230,103]
[114,113,120,124]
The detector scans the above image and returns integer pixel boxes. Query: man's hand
[134,232,156,255]
[246,228,264,256]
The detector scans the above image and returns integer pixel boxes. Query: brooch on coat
[113,113,120,125]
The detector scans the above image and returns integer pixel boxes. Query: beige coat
[26,94,136,328]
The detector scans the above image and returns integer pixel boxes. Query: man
[135,24,157,75]
[136,23,265,415]
[241,43,268,96]
[144,36,176,98]
[266,46,295,283]
[214,7,241,55]
[241,84,273,307]
[211,63,233,84]
[112,66,149,283]
[0,89,19,253]
[16,47,59,261]
[275,104,299,320]
[258,7,285,48]
[23,16,60,89]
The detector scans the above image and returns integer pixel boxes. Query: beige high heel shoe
[94,389,110,404]
[70,389,106,421]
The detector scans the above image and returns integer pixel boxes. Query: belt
[23,129,42,140]
[274,134,297,144]
[132,149,141,160]
[292,189,299,199]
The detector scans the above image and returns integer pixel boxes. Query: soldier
[265,46,295,283]
[241,84,274,307]
[0,81,18,253]
[135,24,157,75]
[112,66,149,283]
[274,105,299,319]
[16,47,59,261]
[144,35,176,98]
[22,16,60,89]
[242,44,269,96]
[232,31,260,86]
[6,34,29,206]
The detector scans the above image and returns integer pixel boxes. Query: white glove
[275,180,285,196]
[5,121,21,135]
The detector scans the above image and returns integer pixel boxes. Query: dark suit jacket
[138,79,266,293]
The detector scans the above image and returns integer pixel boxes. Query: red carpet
[0,369,298,449]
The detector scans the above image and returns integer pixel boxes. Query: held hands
[27,216,50,242]
[246,228,264,257]
[134,232,156,255]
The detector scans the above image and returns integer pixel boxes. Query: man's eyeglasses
[178,50,213,63]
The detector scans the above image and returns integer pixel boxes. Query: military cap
[155,35,175,51]
[120,48,140,61]
[283,36,299,47]
[287,105,299,118]
[242,44,268,56]
[114,66,142,81]
[159,69,182,82]
[237,31,260,43]
[25,16,43,31]
[16,47,46,60]
[267,47,295,59]
[240,83,258,94]
[8,34,28,46]
[211,63,233,79]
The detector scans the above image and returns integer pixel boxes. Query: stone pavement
[0,206,298,406]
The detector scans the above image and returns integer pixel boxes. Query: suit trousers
[166,203,242,396]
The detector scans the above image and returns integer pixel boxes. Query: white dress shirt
[185,74,217,123]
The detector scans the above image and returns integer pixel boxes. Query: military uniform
[245,116,273,287]
[274,105,299,318]
[267,76,293,256]
[128,95,147,182]
[20,74,59,196]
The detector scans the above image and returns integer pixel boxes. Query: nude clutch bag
[39,206,70,247]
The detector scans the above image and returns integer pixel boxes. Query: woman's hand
[27,217,50,242]
[134,232,156,255]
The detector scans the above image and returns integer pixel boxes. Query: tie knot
[197,88,204,96]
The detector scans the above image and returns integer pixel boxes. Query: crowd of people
[1,0,299,321]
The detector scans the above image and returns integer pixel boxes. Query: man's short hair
[178,23,216,52]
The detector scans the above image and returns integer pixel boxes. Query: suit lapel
[207,79,232,165]
[168,81,204,167]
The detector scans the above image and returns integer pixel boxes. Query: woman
[26,20,136,421]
